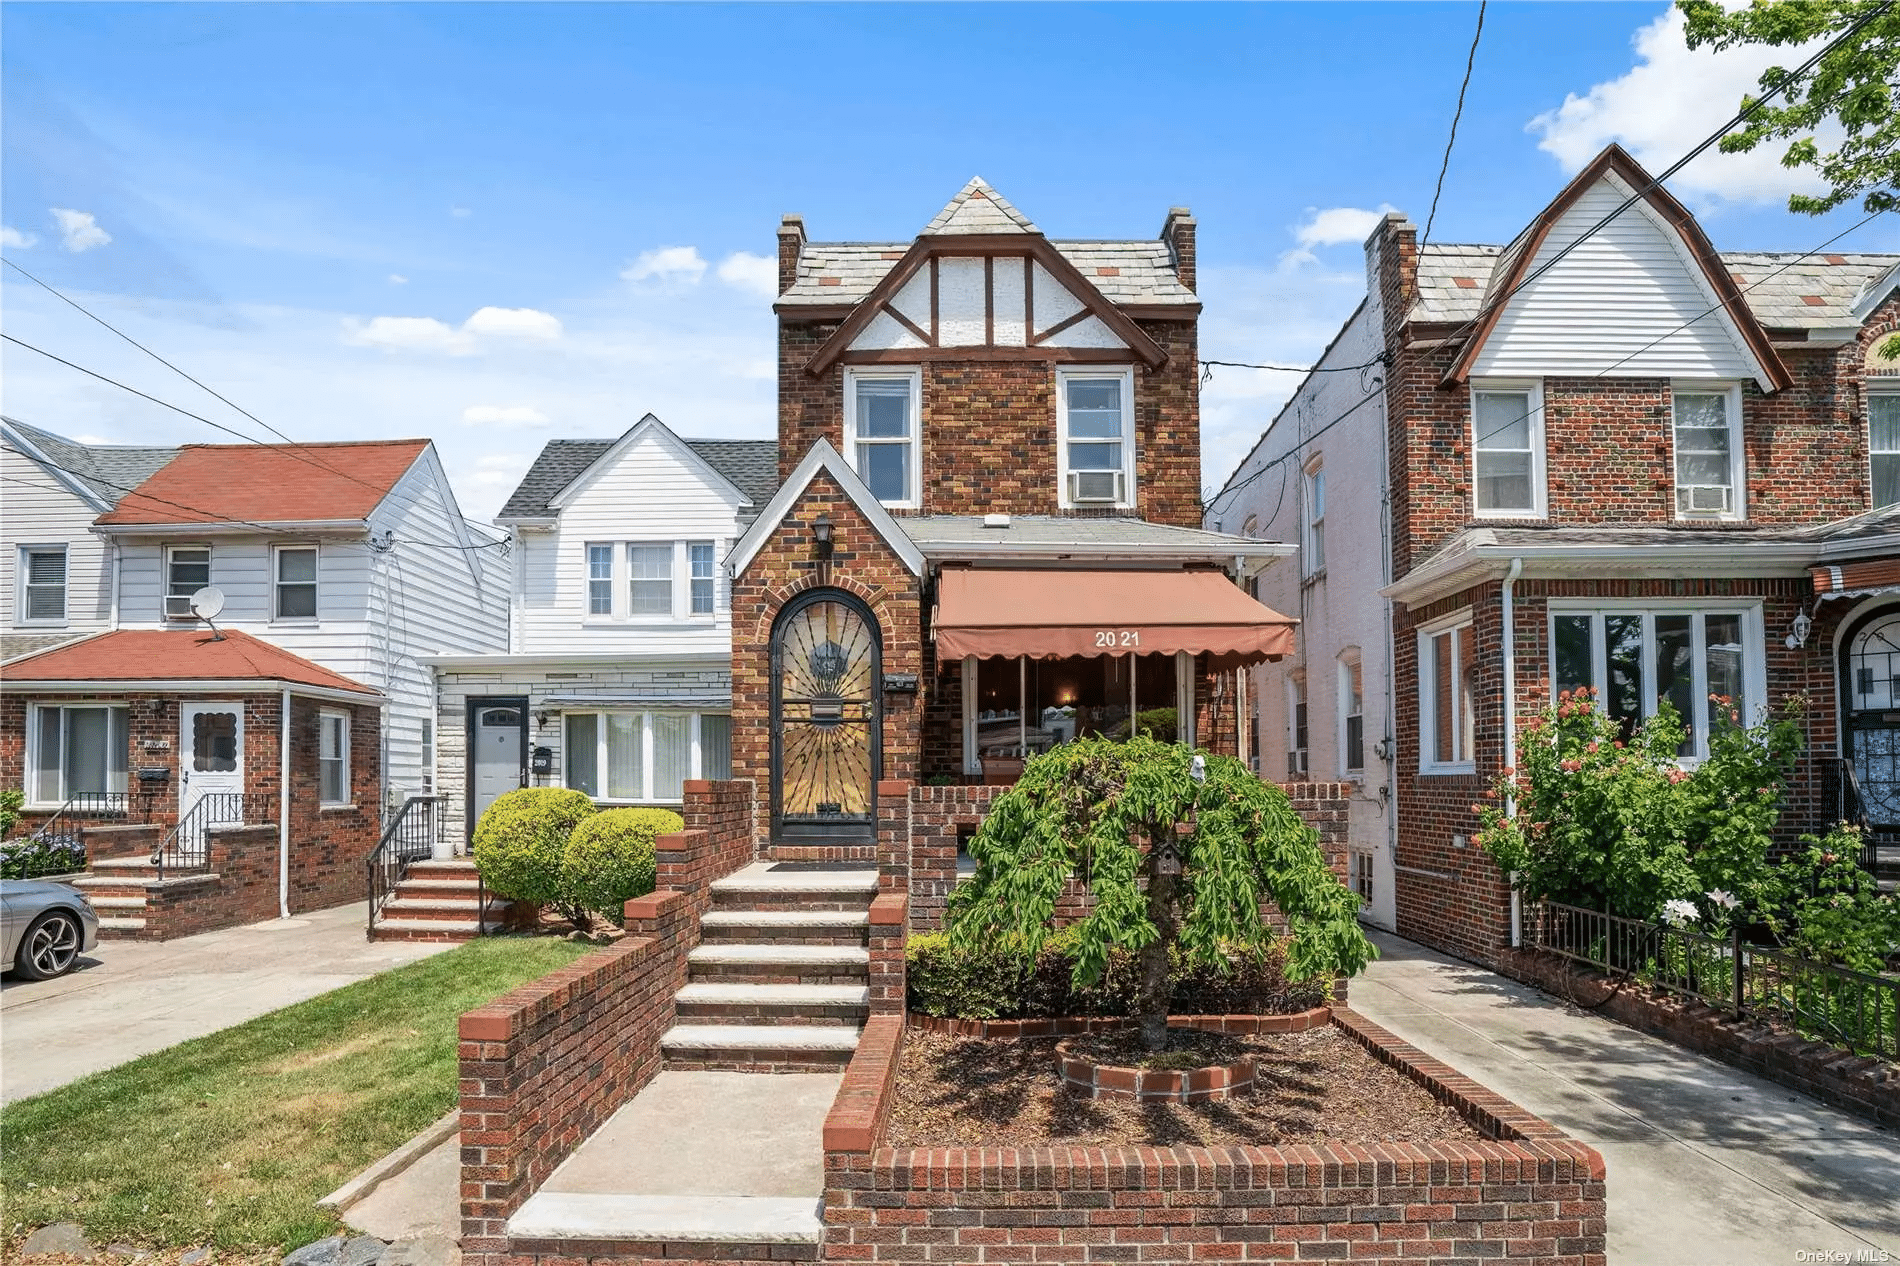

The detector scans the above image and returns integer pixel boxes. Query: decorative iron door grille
[772,593,880,841]
[1846,610,1900,827]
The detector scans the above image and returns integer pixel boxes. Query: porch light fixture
[1786,609,1813,651]
[812,513,834,559]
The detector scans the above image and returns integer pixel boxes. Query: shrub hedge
[562,807,682,925]
[906,929,1328,1019]
[471,787,598,915]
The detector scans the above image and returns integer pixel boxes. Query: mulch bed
[888,1025,1482,1148]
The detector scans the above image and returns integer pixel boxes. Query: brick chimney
[777,214,806,297]
[1161,206,1196,293]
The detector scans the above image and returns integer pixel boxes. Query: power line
[1421,0,1487,247]
[4,333,290,446]
[1200,355,1386,376]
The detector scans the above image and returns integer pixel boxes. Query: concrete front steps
[71,856,204,939]
[370,858,518,942]
[660,863,879,1073]
[507,1193,823,1260]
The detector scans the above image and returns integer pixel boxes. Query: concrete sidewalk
[1352,930,1900,1266]
[1,901,450,1103]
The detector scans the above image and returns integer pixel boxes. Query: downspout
[279,688,292,919]
[1501,556,1523,949]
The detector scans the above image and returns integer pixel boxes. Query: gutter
[1381,539,1816,607]
[279,688,292,920]
[1501,556,1523,949]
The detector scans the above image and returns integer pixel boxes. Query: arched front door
[771,590,882,842]
[1843,607,1900,830]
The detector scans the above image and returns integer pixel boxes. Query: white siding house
[429,413,777,844]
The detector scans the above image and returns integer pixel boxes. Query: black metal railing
[367,796,439,937]
[154,792,274,880]
[1525,900,1899,1061]
[2,792,131,879]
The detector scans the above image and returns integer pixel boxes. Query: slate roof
[97,440,429,527]
[496,437,780,521]
[1411,244,1898,329]
[3,418,180,509]
[901,515,1289,558]
[2,628,381,694]
[921,178,1039,235]
[778,240,1197,309]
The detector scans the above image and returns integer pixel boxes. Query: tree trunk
[1136,827,1178,1052]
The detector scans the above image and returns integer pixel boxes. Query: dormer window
[1058,368,1134,508]
[846,369,919,507]
[1672,384,1745,520]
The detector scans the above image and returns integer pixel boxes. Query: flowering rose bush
[1474,687,1802,922]
[1771,826,1900,973]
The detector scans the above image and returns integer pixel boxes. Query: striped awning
[1812,559,1900,597]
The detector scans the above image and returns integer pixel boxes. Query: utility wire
[1422,0,1487,247]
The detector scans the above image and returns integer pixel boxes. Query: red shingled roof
[96,440,430,526]
[1,629,380,696]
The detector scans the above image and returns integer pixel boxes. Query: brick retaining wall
[822,1008,1608,1263]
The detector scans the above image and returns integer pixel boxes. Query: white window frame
[1302,459,1325,577]
[319,710,351,807]
[845,367,922,510]
[25,703,129,807]
[1056,366,1137,510]
[627,541,677,620]
[1285,673,1308,780]
[688,540,717,616]
[1418,609,1477,775]
[271,543,319,623]
[585,543,615,618]
[1546,599,1767,764]
[1670,381,1747,522]
[560,710,727,803]
[17,544,68,626]
[1338,652,1365,777]
[1869,382,1900,510]
[1470,378,1546,519]
[419,718,436,794]
[164,544,212,621]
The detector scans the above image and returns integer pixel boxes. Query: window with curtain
[29,705,129,804]
[562,711,731,801]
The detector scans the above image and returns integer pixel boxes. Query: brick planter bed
[1055,1034,1258,1102]
[823,1010,1608,1265]
[908,1004,1333,1038]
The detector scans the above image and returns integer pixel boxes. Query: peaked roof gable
[922,178,1039,236]
[543,412,753,514]
[1854,259,1900,322]
[96,439,431,527]
[726,438,925,578]
[2,417,180,513]
[1446,145,1791,393]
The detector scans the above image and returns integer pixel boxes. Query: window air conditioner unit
[1068,469,1124,505]
[164,594,198,620]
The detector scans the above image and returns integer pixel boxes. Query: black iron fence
[1524,900,1899,1061]
[367,795,439,936]
[155,792,276,880]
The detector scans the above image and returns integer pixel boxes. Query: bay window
[29,704,129,805]
[1672,384,1744,519]
[846,370,919,507]
[1419,616,1476,773]
[1550,604,1762,760]
[563,711,733,802]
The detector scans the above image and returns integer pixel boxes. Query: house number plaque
[1092,631,1142,648]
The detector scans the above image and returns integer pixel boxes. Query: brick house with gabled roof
[1210,143,1899,955]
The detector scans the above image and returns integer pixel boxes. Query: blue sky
[3,2,1889,521]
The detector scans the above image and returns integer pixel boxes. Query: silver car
[1,879,101,980]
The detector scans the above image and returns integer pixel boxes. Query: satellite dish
[189,586,226,620]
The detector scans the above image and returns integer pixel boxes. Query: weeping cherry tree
[947,735,1376,1051]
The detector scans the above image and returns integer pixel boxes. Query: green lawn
[0,935,590,1252]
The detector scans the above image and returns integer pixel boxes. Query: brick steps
[373,917,504,942]
[96,916,147,937]
[370,857,522,943]
[673,981,869,1026]
[685,942,870,986]
[660,1023,858,1072]
[697,909,868,944]
[709,863,879,913]
[507,1192,821,1260]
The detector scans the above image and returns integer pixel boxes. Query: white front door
[179,702,244,847]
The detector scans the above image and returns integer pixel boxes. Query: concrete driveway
[1352,930,1900,1266]
[1,901,450,1104]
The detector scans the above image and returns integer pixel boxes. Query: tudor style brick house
[730,180,1297,853]
[1213,144,1900,959]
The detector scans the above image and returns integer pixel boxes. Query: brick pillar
[1161,206,1196,292]
[876,779,911,892]
[866,892,907,1014]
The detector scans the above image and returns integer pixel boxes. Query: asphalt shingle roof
[98,440,429,526]
[496,437,779,521]
[1411,245,1899,329]
[3,418,179,509]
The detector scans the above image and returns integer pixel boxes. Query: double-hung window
[1550,604,1761,760]
[629,544,673,616]
[30,704,129,805]
[1871,388,1900,509]
[1419,615,1476,773]
[847,370,919,507]
[1058,368,1135,508]
[319,711,350,805]
[273,545,318,621]
[1286,675,1309,779]
[18,546,67,624]
[586,544,614,616]
[689,541,716,615]
[563,711,733,802]
[1672,384,1745,519]
[1340,655,1365,776]
[165,546,211,620]
[1471,380,1543,516]
[1303,462,1325,576]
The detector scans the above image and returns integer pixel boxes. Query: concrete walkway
[1,901,450,1103]
[1353,930,1900,1266]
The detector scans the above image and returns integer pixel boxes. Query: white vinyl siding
[1470,175,1764,383]
[1,441,113,634]
[1471,381,1544,517]
[845,369,920,508]
[319,710,350,806]
[1672,383,1745,520]
[18,546,67,624]
[1419,614,1476,774]
[28,704,129,806]
[165,545,212,621]
[1872,389,1900,509]
[562,711,732,803]
[1057,368,1136,509]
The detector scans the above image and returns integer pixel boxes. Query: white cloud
[1,226,37,249]
[462,404,551,428]
[1528,7,1832,205]
[51,208,111,252]
[622,245,708,285]
[1294,205,1395,250]
[716,251,778,297]
[344,305,563,354]
[465,452,533,490]
[388,273,409,285]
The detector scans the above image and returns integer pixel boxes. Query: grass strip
[1,935,590,1252]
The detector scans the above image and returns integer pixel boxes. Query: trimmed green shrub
[562,807,682,925]
[472,788,598,924]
